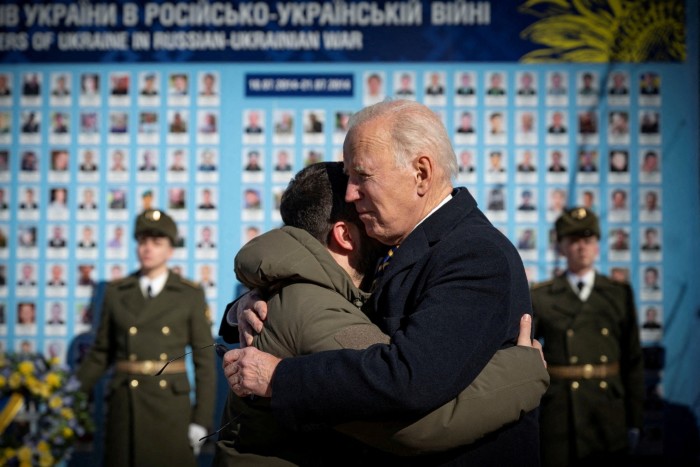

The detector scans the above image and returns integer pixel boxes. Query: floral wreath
[0,352,94,466]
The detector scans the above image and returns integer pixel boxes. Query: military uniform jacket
[268,188,540,466]
[531,273,644,466]
[77,271,216,467]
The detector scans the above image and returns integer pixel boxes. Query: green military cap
[555,207,600,241]
[134,209,178,244]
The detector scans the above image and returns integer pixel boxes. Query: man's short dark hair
[280,162,360,245]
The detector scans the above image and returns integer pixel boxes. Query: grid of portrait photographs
[0,70,223,358]
[239,104,353,247]
[0,66,665,361]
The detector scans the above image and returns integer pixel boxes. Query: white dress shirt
[139,271,168,298]
[566,270,595,301]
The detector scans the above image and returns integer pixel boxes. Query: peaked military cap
[134,209,178,244]
[555,207,600,241]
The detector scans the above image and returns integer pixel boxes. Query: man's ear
[414,154,433,196]
[328,221,355,253]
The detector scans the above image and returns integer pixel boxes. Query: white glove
[188,423,207,456]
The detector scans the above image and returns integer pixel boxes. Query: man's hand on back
[517,314,546,368]
[235,289,269,346]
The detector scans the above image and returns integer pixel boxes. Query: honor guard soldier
[77,209,216,467]
[531,207,644,466]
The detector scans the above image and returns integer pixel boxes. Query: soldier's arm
[76,285,115,393]
[620,283,644,430]
[188,283,217,428]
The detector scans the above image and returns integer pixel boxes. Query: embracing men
[221,100,546,465]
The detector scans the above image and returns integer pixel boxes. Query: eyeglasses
[154,342,229,376]
[199,413,240,442]
[154,342,234,442]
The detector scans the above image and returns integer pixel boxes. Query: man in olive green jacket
[215,162,548,465]
[531,207,644,466]
[77,209,216,467]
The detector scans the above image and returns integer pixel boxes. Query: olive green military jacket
[214,226,548,466]
[531,273,644,466]
[77,272,216,467]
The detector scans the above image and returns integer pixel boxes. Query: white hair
[348,99,458,180]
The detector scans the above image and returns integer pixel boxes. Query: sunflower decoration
[0,352,94,466]
[519,0,686,62]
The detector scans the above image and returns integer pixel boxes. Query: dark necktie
[147,284,154,299]
[577,281,584,293]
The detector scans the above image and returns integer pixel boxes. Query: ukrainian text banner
[0,0,686,63]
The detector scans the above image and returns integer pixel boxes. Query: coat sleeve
[189,285,217,428]
[336,346,549,454]
[620,283,644,429]
[76,284,115,393]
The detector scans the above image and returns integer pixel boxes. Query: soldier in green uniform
[531,207,644,466]
[77,209,216,467]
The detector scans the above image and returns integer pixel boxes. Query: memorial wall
[1,0,698,446]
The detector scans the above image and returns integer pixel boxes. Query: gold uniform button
[159,380,167,389]
[162,326,170,335]
[571,381,580,390]
[130,380,139,388]
[566,329,574,337]
[129,354,137,361]
[129,326,138,335]
[600,381,608,389]
[569,356,578,364]
[583,364,594,379]
[160,353,168,361]
[600,355,608,363]
[601,328,609,336]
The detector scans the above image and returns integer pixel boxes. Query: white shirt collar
[139,270,169,298]
[566,270,595,301]
[413,193,453,232]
